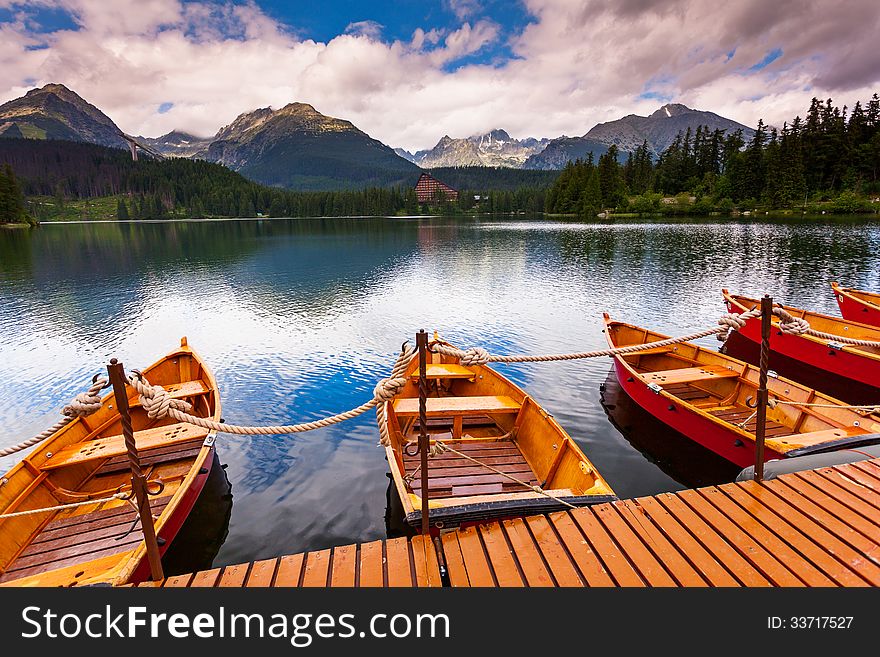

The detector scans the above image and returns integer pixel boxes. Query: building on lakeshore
[414,173,459,203]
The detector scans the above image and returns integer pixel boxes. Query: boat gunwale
[723,288,880,362]
[382,344,613,524]
[601,313,880,457]
[0,338,221,587]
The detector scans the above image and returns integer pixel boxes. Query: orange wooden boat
[380,338,615,528]
[832,281,880,328]
[723,289,880,395]
[604,314,880,468]
[0,338,220,587]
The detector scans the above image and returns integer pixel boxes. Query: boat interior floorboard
[402,439,538,498]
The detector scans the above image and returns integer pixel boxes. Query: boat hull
[834,288,880,328]
[128,444,215,583]
[612,358,785,469]
[724,299,880,393]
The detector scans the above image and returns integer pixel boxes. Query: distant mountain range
[398,129,550,168]
[524,104,754,169]
[0,84,756,188]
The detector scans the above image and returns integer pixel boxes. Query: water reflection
[2,215,879,565]
[599,368,741,488]
[161,451,234,576]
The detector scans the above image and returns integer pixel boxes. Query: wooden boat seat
[409,364,475,381]
[40,423,210,471]
[642,365,739,386]
[769,427,867,449]
[394,395,521,418]
[127,379,210,408]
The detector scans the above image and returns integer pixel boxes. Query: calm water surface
[1,215,879,569]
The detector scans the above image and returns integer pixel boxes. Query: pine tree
[116,198,130,220]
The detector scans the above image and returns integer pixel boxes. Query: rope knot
[62,390,103,418]
[459,347,490,366]
[373,376,407,403]
[134,380,192,420]
[773,308,810,335]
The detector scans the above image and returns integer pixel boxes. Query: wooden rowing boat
[832,281,880,328]
[723,289,880,395]
[604,314,880,469]
[380,338,616,529]
[0,337,220,587]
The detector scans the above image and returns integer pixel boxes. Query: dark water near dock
[1,215,879,570]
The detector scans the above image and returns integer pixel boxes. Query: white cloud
[344,20,383,40]
[0,0,878,151]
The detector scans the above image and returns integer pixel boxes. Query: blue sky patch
[158,102,174,114]
[749,47,783,71]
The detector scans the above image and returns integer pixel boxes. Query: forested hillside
[0,139,556,221]
[546,94,880,215]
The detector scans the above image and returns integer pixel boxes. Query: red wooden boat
[604,314,880,469]
[723,289,880,394]
[832,281,880,328]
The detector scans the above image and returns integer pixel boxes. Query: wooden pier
[136,457,880,587]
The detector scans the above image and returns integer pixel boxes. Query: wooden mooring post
[416,330,430,536]
[753,295,773,482]
[107,359,165,581]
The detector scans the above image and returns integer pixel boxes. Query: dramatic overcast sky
[1,0,878,150]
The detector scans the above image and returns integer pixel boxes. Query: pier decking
[136,458,880,587]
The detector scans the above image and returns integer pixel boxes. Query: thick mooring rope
[431,308,765,365]
[127,344,416,444]
[0,492,129,520]
[0,377,108,458]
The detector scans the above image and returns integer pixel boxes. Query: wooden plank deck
[134,458,880,588]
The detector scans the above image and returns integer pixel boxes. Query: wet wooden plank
[501,518,554,587]
[410,534,441,588]
[614,500,707,587]
[737,481,879,586]
[809,468,880,518]
[570,508,645,586]
[698,487,834,586]
[677,489,803,586]
[592,504,676,587]
[758,479,880,568]
[525,515,583,586]
[330,544,357,587]
[795,471,880,527]
[218,563,249,587]
[771,476,880,548]
[273,554,304,587]
[245,558,278,587]
[358,541,384,588]
[632,496,739,587]
[455,525,495,586]
[385,538,413,587]
[478,522,524,587]
[547,512,614,586]
[720,485,857,586]
[162,573,193,587]
[440,532,470,587]
[451,483,505,497]
[301,549,331,587]
[189,568,221,587]
[656,493,770,586]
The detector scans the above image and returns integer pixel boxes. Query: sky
[0,0,878,151]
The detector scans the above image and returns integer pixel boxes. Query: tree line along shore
[2,94,879,225]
